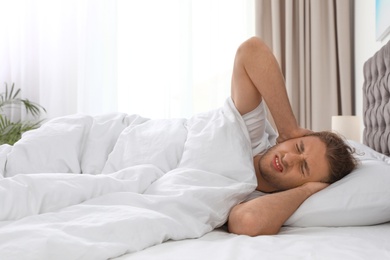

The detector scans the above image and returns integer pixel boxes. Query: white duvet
[0,99,257,260]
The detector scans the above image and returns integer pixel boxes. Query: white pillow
[347,140,390,163]
[285,141,390,227]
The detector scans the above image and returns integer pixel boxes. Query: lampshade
[331,116,361,142]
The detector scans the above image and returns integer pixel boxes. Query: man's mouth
[273,155,283,172]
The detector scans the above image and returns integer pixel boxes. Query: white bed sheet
[117,223,390,260]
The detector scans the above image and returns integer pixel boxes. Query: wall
[354,0,390,118]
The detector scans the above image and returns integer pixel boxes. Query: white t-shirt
[228,97,278,200]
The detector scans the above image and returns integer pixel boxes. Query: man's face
[257,136,330,192]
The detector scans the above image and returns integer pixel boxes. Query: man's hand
[277,127,313,144]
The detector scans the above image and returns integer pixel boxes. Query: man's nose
[282,153,302,166]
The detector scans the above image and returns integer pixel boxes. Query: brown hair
[305,131,358,183]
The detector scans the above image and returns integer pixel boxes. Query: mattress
[118,224,390,260]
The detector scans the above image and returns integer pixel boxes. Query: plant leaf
[0,83,46,145]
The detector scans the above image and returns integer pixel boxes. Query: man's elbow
[228,210,280,236]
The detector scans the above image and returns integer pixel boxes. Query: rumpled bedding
[0,99,257,260]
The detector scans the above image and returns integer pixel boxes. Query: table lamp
[331,115,361,142]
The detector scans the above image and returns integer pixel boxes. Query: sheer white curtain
[0,0,254,120]
[117,0,254,118]
[0,0,117,120]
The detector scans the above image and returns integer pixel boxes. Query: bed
[0,40,389,259]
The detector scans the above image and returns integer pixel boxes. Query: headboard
[363,40,390,156]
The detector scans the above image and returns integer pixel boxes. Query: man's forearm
[241,39,299,136]
[228,182,328,236]
[232,37,308,141]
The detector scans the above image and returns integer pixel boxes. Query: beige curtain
[255,0,354,131]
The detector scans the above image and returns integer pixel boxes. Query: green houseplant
[0,83,46,145]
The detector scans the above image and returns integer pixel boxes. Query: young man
[227,37,357,236]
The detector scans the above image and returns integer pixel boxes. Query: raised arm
[228,37,331,235]
[231,37,310,142]
[228,182,328,236]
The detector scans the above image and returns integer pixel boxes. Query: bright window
[117,0,254,119]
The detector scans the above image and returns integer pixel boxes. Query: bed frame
[363,40,390,156]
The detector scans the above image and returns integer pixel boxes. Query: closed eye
[299,140,310,176]
[295,143,300,152]
[295,143,305,175]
